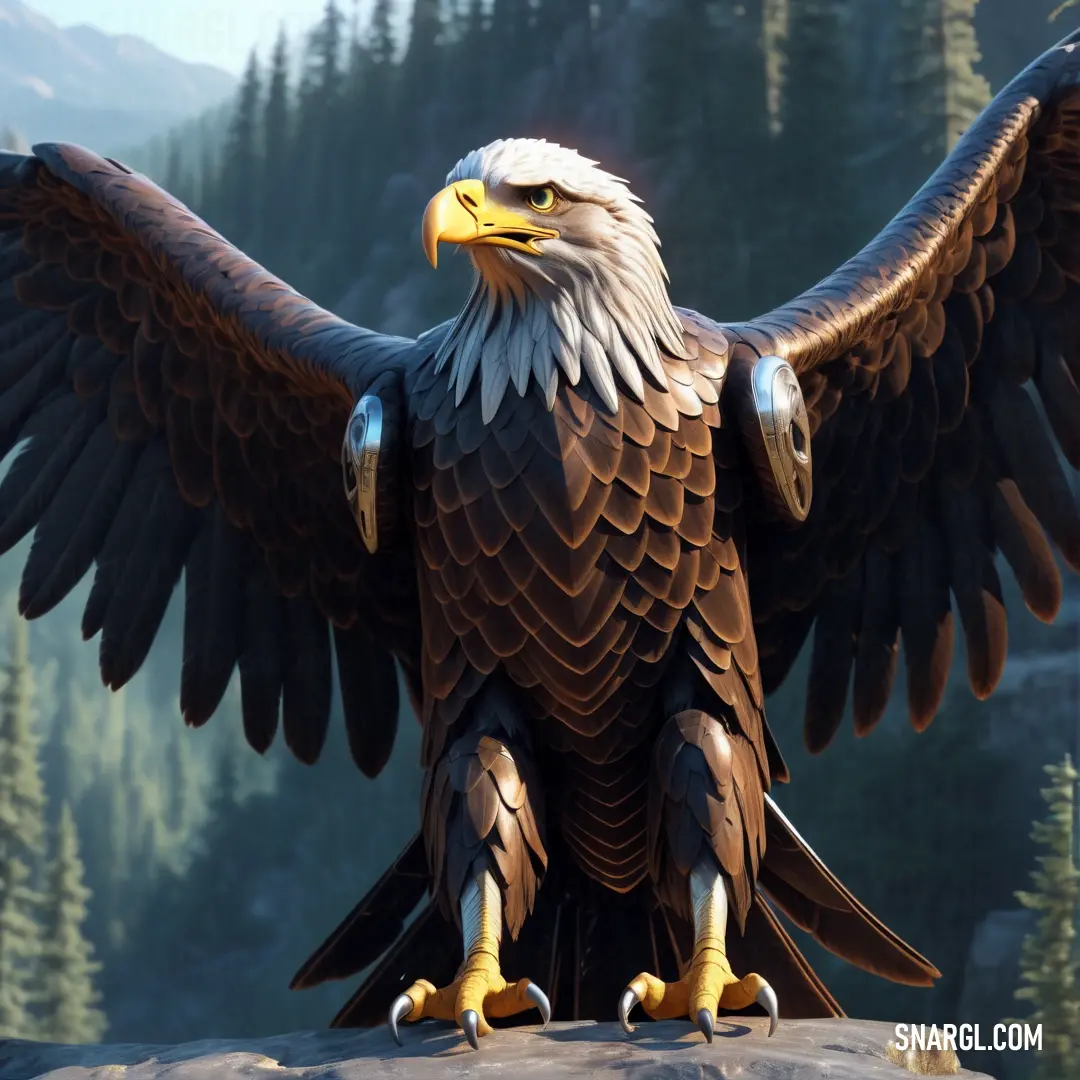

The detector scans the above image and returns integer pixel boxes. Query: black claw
[696,1008,714,1044]
[462,1009,480,1050]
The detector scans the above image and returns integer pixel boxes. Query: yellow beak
[421,179,559,268]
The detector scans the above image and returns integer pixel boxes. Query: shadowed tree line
[1014,756,1080,1080]
[141,0,998,328]
[0,618,105,1043]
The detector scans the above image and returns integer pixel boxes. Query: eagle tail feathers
[759,795,942,987]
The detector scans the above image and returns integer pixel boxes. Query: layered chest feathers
[408,319,754,730]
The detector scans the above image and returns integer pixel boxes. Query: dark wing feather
[717,30,1080,750]
[0,143,426,773]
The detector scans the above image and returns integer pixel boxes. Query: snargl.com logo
[893,1023,1043,1054]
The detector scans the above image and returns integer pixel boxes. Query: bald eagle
[1,30,1079,1050]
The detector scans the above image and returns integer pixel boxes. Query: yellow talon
[390,958,548,1048]
[619,858,779,1041]
[389,870,551,1048]
[619,954,776,1041]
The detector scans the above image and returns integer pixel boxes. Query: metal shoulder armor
[726,354,812,525]
[341,381,402,554]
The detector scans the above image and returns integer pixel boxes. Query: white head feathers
[432,138,688,422]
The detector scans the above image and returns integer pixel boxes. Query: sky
[29,0,384,75]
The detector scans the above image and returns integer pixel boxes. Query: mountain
[0,0,236,154]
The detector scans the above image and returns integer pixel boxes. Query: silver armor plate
[752,355,812,522]
[341,395,383,554]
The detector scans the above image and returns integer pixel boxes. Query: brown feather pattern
[409,312,779,897]
[0,143,420,772]
[729,34,1080,749]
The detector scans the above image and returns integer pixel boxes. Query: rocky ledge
[0,1019,996,1080]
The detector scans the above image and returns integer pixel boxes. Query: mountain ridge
[0,0,236,154]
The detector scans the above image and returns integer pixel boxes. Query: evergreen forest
[0,0,1076,1061]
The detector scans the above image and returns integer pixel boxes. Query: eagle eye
[526,186,557,213]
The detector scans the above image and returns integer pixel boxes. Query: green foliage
[1014,756,1080,1080]
[0,618,47,1038]
[941,0,993,148]
[0,620,46,870]
[892,0,991,160]
[0,856,41,1038]
[39,804,107,1044]
[0,618,111,1042]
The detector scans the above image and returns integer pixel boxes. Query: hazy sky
[30,0,384,75]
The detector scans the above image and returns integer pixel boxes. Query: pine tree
[490,0,531,91]
[103,779,129,955]
[196,123,220,224]
[220,49,264,246]
[162,735,195,837]
[0,618,47,1038]
[634,0,706,187]
[92,690,131,954]
[0,858,40,1038]
[38,804,107,1044]
[313,1,348,236]
[763,0,790,137]
[366,0,399,165]
[369,0,394,65]
[939,0,992,149]
[339,8,373,257]
[445,0,488,148]
[118,721,159,918]
[532,0,594,129]
[891,0,991,171]
[260,27,292,265]
[163,135,184,201]
[635,1,780,317]
[399,0,444,124]
[1014,756,1080,1080]
[776,0,867,306]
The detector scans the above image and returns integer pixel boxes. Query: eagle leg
[394,690,550,1048]
[617,853,778,1041]
[619,709,779,1041]
[389,868,551,1049]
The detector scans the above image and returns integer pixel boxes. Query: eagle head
[422,138,689,422]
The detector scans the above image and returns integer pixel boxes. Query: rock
[0,1019,998,1080]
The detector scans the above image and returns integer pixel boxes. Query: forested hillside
[1,0,1076,1050]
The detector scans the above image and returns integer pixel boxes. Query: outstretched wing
[720,31,1080,752]
[0,143,424,776]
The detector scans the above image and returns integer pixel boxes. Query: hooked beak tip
[421,180,484,271]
